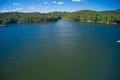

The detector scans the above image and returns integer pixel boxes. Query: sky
[0,0,120,13]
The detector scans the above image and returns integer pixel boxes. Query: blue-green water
[0,20,120,80]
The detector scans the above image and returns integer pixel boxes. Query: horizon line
[0,9,119,13]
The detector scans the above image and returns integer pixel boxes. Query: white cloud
[58,2,64,4]
[1,10,8,12]
[13,3,20,6]
[29,7,35,10]
[72,0,84,2]
[53,1,57,4]
[10,8,23,12]
[3,8,7,9]
[11,10,17,12]
[16,8,23,10]
[43,2,48,4]
[38,6,42,7]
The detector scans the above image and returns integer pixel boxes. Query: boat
[117,40,120,43]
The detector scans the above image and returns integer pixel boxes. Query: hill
[0,10,120,26]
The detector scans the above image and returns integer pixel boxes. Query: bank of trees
[0,9,120,26]
[0,12,66,26]
[62,10,120,24]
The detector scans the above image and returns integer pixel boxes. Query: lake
[0,20,120,80]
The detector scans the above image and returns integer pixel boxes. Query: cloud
[13,3,20,6]
[53,1,57,4]
[11,10,17,12]
[10,8,23,12]
[72,0,84,2]
[1,10,8,12]
[58,2,64,4]
[38,6,42,7]
[29,7,35,10]
[3,8,7,9]
[43,2,48,4]
[16,8,23,10]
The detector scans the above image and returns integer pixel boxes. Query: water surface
[0,20,120,80]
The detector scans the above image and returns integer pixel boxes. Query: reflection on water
[0,20,120,80]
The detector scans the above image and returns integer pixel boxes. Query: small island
[0,9,120,26]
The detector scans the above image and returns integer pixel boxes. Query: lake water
[0,20,120,80]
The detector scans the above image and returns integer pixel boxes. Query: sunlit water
[0,20,120,80]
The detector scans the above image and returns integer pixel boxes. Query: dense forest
[0,9,120,26]
[0,12,66,26]
[62,9,120,24]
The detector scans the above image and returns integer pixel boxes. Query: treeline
[62,10,120,24]
[0,12,66,26]
[0,9,120,26]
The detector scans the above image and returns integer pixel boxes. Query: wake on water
[117,40,120,43]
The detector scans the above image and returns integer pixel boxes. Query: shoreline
[0,20,119,26]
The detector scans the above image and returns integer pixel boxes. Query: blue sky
[0,0,120,13]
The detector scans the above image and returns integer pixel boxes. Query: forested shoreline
[0,9,120,26]
[62,9,120,24]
